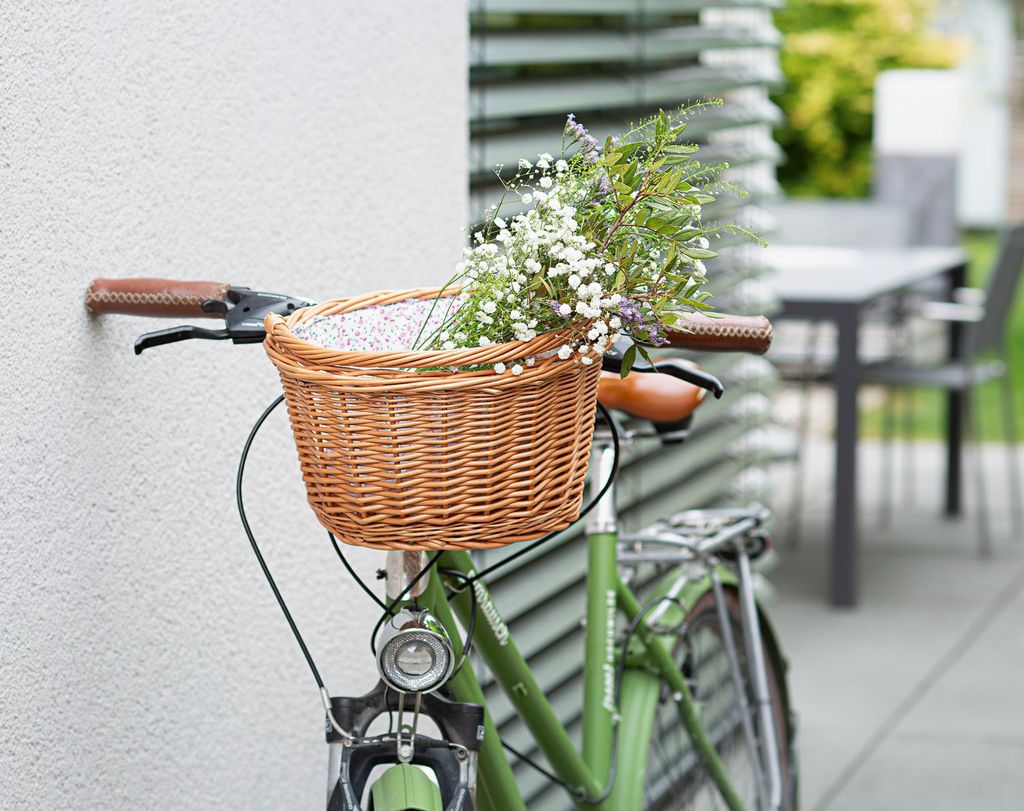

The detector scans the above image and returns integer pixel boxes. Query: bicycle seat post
[587,430,620,537]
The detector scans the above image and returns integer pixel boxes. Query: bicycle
[86,277,798,811]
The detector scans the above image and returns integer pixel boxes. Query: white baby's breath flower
[478,336,492,346]
[539,152,553,162]
[521,193,533,204]
[518,158,532,170]
[555,159,568,174]
[557,344,573,360]
[581,355,594,366]
[511,363,523,376]
[482,300,497,314]
[558,303,571,317]
[494,217,506,228]
[536,158,550,170]
[539,176,553,189]
[494,362,507,374]
[525,357,536,366]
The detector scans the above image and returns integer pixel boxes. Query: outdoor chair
[768,200,914,542]
[863,225,1024,556]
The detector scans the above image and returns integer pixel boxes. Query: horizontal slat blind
[466,4,783,807]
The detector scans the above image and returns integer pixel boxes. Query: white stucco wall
[0,3,467,808]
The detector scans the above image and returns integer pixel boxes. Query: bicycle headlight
[376,609,455,694]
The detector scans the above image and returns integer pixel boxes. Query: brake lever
[135,286,315,354]
[134,326,231,355]
[601,342,725,398]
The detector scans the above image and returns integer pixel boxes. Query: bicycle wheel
[642,587,797,810]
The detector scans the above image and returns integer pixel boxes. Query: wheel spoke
[639,589,791,811]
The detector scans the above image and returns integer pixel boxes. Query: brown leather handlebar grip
[85,278,231,318]
[665,312,773,354]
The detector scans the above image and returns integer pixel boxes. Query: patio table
[767,245,969,607]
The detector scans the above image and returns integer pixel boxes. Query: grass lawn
[861,230,1023,441]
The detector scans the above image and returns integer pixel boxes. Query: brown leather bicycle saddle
[597,359,707,424]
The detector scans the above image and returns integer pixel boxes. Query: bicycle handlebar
[84,276,770,366]
[600,349,724,398]
[665,312,772,355]
[85,276,315,353]
[86,277,232,319]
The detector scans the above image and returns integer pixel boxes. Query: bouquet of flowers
[263,99,764,551]
[415,99,762,376]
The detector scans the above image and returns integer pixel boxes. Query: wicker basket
[263,288,602,551]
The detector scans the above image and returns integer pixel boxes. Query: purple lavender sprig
[550,299,569,318]
[566,113,600,163]
[619,298,669,346]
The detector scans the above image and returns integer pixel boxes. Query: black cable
[238,393,624,782]
[467,402,620,584]
[330,532,388,611]
[577,595,684,806]
[236,396,325,691]
[439,568,478,679]
[369,551,445,655]
[501,740,572,790]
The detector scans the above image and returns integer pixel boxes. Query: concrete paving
[762,438,1024,811]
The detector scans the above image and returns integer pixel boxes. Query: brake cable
[238,391,644,803]
[236,395,445,739]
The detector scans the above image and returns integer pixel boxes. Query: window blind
[467,5,785,805]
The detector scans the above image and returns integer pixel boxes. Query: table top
[766,245,967,306]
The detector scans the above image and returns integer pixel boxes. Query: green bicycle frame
[412,532,750,811]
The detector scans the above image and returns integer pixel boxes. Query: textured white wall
[0,3,467,808]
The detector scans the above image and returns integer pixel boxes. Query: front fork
[324,550,483,811]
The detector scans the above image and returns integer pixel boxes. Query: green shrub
[772,0,959,197]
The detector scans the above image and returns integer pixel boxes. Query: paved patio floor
[763,438,1024,811]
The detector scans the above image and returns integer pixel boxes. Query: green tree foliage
[772,0,959,197]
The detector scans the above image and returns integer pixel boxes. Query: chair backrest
[767,200,911,248]
[970,225,1024,355]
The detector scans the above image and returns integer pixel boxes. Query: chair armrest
[952,287,986,306]
[920,300,985,323]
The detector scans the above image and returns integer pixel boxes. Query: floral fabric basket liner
[292,297,460,354]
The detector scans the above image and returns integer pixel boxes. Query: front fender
[369,763,444,811]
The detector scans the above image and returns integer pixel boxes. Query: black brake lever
[134,326,231,355]
[135,286,315,355]
[601,341,725,398]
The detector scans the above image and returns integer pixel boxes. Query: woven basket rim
[264,287,577,369]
